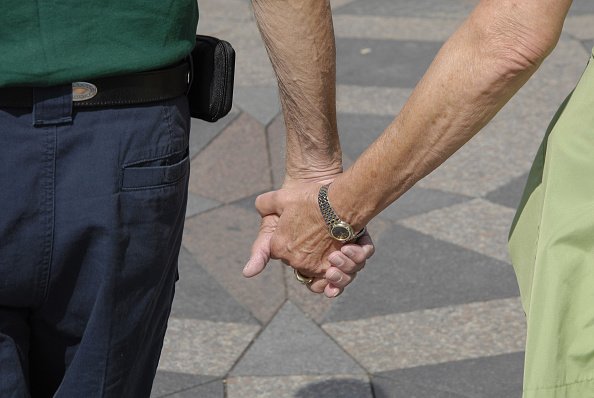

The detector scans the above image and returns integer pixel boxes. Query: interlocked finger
[328,251,365,274]
[325,267,356,289]
[307,277,328,294]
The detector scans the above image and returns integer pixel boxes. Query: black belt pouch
[188,35,236,122]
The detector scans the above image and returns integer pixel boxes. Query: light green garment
[509,50,594,397]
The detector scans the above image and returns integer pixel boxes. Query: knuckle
[254,194,267,211]
[354,252,367,264]
[341,260,357,274]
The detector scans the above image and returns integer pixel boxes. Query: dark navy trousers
[0,86,190,397]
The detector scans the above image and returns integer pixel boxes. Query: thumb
[255,190,284,217]
[243,215,277,278]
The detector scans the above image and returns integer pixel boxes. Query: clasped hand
[243,179,374,298]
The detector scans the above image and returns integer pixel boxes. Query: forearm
[328,0,572,231]
[252,0,341,181]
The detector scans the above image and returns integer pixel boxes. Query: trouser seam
[36,125,56,308]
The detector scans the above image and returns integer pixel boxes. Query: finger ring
[294,269,314,285]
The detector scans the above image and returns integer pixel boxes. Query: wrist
[284,135,342,185]
[324,178,373,234]
[317,182,370,242]
[283,164,343,188]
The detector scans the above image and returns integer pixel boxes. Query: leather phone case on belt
[188,35,236,122]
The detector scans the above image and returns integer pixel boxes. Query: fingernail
[327,271,342,284]
[329,254,344,267]
[342,247,354,257]
[332,289,342,298]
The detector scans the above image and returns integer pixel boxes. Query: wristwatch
[318,184,365,242]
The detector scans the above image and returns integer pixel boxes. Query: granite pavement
[152,1,594,396]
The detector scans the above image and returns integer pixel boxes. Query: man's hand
[243,181,339,294]
[243,182,374,297]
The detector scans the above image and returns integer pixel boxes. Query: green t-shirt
[0,1,199,87]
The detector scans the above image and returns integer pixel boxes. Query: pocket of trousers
[121,149,189,191]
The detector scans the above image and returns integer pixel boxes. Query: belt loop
[33,85,73,127]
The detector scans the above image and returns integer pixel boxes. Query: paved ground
[152,1,594,397]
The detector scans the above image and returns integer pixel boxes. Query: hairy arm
[252,0,341,182]
[245,0,361,294]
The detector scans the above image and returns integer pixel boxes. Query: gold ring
[294,269,314,285]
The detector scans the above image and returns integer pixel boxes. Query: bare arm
[252,0,341,182]
[329,0,573,230]
[245,0,375,296]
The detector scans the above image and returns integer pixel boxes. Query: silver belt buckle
[72,82,98,102]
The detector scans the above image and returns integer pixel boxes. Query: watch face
[331,224,353,241]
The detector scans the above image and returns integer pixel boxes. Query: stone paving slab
[399,199,516,263]
[158,317,260,376]
[182,205,285,324]
[334,15,461,41]
[336,85,411,116]
[568,0,594,15]
[323,224,519,323]
[372,352,524,398]
[170,248,257,323]
[188,112,271,203]
[485,173,530,210]
[336,113,393,159]
[227,376,373,398]
[323,298,526,373]
[184,192,221,219]
[379,186,471,222]
[151,373,218,398]
[232,86,280,126]
[231,302,365,377]
[333,0,479,19]
[155,379,225,398]
[336,38,442,88]
[189,108,240,160]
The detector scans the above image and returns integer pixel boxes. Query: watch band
[318,184,364,242]
[318,184,341,228]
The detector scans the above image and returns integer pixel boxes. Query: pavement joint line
[189,110,242,162]
[225,298,289,378]
[563,32,594,54]
[156,377,222,398]
[183,202,225,220]
[317,311,378,377]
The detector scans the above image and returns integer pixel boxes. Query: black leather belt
[0,62,190,108]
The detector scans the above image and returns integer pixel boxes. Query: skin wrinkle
[278,62,338,175]
[484,0,562,65]
[253,182,340,278]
